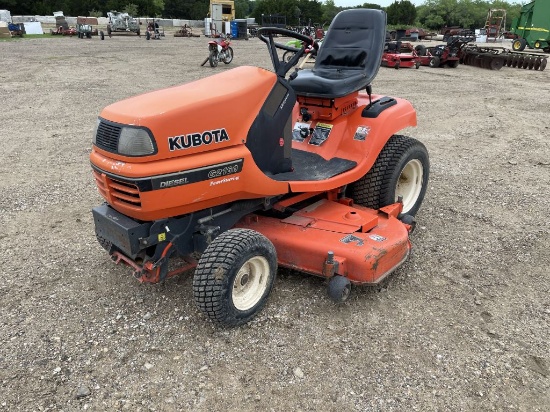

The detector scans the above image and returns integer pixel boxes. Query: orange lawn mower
[90,9,430,327]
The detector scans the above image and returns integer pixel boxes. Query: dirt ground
[0,30,549,411]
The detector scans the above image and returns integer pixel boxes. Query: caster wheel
[328,275,351,303]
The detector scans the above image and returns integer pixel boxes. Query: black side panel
[246,80,295,175]
[270,148,357,182]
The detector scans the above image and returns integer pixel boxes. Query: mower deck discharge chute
[90,9,430,326]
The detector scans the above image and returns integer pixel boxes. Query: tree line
[0,0,522,31]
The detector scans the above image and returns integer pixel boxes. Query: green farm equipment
[510,0,550,52]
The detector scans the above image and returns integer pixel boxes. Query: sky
[333,0,425,7]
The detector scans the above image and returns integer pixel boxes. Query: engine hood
[98,66,277,160]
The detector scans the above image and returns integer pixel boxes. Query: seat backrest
[313,9,386,83]
[289,9,386,98]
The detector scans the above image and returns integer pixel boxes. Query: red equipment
[382,41,421,69]
[90,9,429,326]
[202,35,234,67]
[416,34,475,68]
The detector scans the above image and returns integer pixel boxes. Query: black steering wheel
[257,27,318,77]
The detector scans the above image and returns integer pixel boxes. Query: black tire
[414,44,426,56]
[447,59,459,68]
[193,229,277,327]
[209,50,218,67]
[100,31,104,40]
[107,25,112,37]
[146,31,150,40]
[328,275,351,303]
[512,38,526,52]
[223,47,234,64]
[429,56,440,68]
[349,135,429,216]
[136,28,140,37]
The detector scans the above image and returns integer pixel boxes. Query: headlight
[118,127,156,156]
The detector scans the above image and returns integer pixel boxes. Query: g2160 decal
[151,159,243,190]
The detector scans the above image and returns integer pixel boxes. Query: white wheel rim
[396,159,423,214]
[232,256,270,311]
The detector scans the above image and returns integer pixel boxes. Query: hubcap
[232,256,270,311]
[396,159,424,214]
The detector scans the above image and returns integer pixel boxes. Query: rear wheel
[209,49,219,67]
[100,31,104,40]
[349,135,429,216]
[447,59,459,68]
[193,229,277,327]
[223,47,234,64]
[512,38,526,51]
[107,25,112,37]
[414,44,426,56]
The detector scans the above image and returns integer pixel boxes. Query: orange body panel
[287,93,416,192]
[90,65,416,222]
[98,66,277,163]
[91,146,289,221]
[235,200,411,284]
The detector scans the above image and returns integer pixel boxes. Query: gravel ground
[0,31,549,411]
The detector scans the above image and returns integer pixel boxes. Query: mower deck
[236,199,411,284]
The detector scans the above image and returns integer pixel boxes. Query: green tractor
[510,0,550,52]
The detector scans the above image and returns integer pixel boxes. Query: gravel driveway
[0,33,548,411]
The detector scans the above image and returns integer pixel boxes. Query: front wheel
[223,47,234,64]
[349,135,429,216]
[146,31,150,40]
[100,31,104,40]
[193,229,277,327]
[429,56,440,68]
[209,49,219,67]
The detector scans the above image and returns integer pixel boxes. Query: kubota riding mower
[90,9,430,327]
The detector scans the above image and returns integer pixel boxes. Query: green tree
[386,0,416,25]
[360,3,382,9]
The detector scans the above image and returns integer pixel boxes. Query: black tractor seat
[289,9,386,99]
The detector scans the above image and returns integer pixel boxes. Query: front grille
[92,169,142,210]
[95,121,121,152]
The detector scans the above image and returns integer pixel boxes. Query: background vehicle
[106,11,140,37]
[382,41,421,69]
[90,9,429,327]
[76,17,104,40]
[145,19,164,40]
[204,34,233,67]
[510,0,550,52]
[415,34,474,68]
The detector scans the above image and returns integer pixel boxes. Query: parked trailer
[510,0,550,52]
[461,46,547,71]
